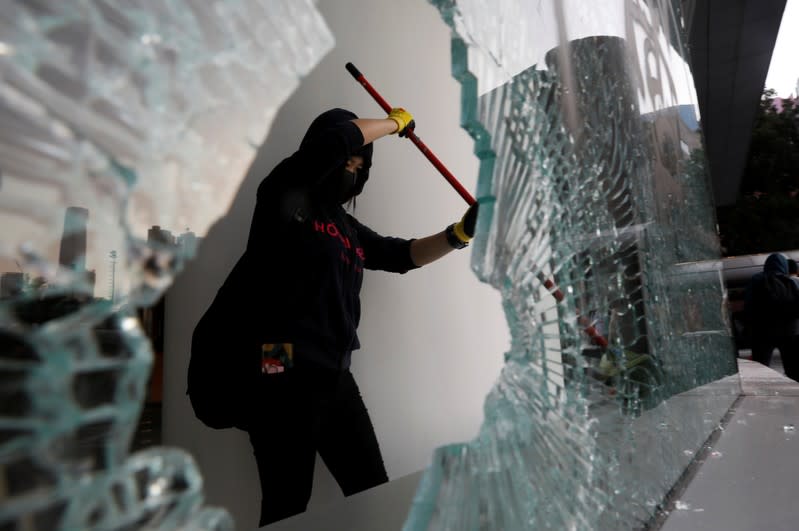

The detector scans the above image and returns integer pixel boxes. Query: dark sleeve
[784,276,799,318]
[348,215,419,274]
[743,277,755,323]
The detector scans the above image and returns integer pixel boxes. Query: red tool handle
[345,65,607,348]
[345,62,476,206]
[538,273,609,348]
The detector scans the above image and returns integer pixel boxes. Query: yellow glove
[387,107,415,137]
[446,202,479,249]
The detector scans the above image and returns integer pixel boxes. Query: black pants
[751,335,799,382]
[246,368,388,527]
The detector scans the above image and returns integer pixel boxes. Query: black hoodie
[744,253,799,336]
[208,109,417,370]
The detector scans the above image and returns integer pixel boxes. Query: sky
[765,0,799,97]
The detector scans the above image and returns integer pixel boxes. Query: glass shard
[407,1,739,529]
[0,1,333,529]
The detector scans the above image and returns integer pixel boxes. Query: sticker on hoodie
[261,343,294,374]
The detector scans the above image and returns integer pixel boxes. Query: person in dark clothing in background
[785,258,799,381]
[190,107,478,526]
[744,253,799,380]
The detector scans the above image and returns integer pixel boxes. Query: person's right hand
[387,107,415,137]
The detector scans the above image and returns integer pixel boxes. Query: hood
[300,108,373,195]
[764,253,789,275]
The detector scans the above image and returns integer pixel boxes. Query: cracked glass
[0,1,332,529]
[404,1,740,529]
[1,1,743,529]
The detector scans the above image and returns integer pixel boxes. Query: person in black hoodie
[189,107,478,526]
[744,253,799,376]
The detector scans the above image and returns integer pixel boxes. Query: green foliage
[740,89,799,195]
[718,194,799,255]
[717,88,799,256]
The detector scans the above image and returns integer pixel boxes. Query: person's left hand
[387,107,415,137]
[452,201,479,246]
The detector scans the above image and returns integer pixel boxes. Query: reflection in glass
[0,1,332,529]
[406,1,739,529]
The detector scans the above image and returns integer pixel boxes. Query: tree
[717,88,799,256]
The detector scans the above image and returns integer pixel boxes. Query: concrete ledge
[737,358,799,396]
[659,360,799,531]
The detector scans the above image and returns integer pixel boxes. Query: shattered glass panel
[0,1,332,529]
[406,1,739,529]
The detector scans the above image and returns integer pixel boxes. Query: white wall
[162,0,509,528]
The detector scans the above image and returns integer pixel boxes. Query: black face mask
[333,167,358,204]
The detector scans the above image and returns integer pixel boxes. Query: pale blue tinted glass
[0,1,332,529]
[406,1,739,529]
